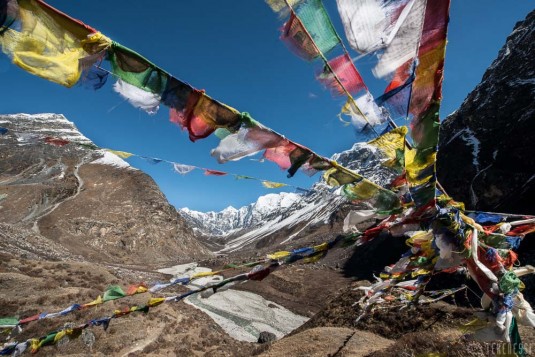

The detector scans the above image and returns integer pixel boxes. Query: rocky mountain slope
[179,142,399,254]
[0,114,209,265]
[438,9,535,215]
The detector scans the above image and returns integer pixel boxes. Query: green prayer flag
[103,285,126,302]
[295,0,340,55]
[108,42,168,94]
[0,317,19,327]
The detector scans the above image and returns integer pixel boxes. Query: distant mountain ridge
[179,141,399,254]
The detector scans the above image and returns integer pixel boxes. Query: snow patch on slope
[185,289,308,342]
[91,151,132,169]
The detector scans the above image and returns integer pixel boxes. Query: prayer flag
[106,149,134,159]
[373,0,427,78]
[336,0,409,54]
[317,54,366,96]
[204,169,227,176]
[44,136,70,146]
[113,79,161,115]
[108,42,168,95]
[294,0,340,55]
[0,0,97,87]
[262,181,287,189]
[173,163,195,175]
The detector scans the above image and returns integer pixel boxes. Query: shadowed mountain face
[0,114,210,265]
[438,10,535,215]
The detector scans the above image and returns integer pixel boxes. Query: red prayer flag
[281,13,320,61]
[317,54,366,96]
[204,169,227,176]
[44,136,70,147]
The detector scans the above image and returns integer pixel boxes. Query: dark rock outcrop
[438,10,535,215]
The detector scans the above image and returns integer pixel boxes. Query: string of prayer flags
[2,0,402,216]
[266,0,386,133]
[0,262,286,355]
[390,0,450,207]
[33,132,298,192]
[0,235,342,337]
[333,0,451,208]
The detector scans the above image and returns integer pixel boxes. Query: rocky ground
[8,248,533,357]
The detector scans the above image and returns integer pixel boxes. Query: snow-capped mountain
[179,141,399,254]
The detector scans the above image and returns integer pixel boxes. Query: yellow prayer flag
[148,297,165,307]
[135,286,148,294]
[53,329,72,343]
[29,339,40,353]
[82,295,102,308]
[303,253,324,264]
[313,242,329,252]
[368,126,407,168]
[191,271,219,279]
[411,269,431,277]
[343,181,379,201]
[81,32,112,55]
[267,251,291,260]
[404,148,436,186]
[459,318,489,334]
[106,149,134,159]
[0,0,95,87]
[262,181,287,189]
[369,126,407,157]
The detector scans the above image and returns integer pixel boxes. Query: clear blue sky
[1,1,532,211]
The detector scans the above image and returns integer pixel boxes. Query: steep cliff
[438,10,535,215]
